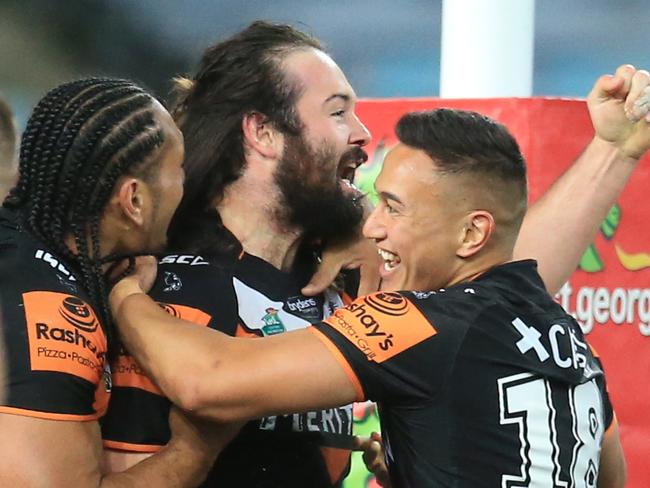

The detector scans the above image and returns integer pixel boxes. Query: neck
[63,227,120,273]
[217,175,304,271]
[447,249,514,287]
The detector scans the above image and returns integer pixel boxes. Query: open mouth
[340,165,357,184]
[378,248,400,272]
[338,149,368,194]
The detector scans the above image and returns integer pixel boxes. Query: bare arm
[103,416,242,475]
[110,280,359,422]
[597,421,626,488]
[514,65,650,294]
[514,137,637,294]
[0,411,216,487]
[103,451,153,475]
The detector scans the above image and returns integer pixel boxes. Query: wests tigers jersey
[102,251,353,488]
[312,260,614,488]
[0,208,110,421]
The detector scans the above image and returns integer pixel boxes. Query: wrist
[590,136,641,165]
[167,435,217,469]
[109,278,145,315]
[162,440,215,485]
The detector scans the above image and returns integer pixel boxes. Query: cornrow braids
[5,78,166,353]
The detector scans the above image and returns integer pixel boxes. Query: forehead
[376,144,440,191]
[282,48,356,105]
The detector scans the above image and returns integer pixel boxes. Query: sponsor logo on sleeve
[24,291,106,384]
[323,292,436,363]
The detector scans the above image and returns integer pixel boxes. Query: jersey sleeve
[311,291,454,404]
[0,274,109,421]
[101,301,213,451]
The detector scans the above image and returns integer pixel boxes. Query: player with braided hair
[4,78,172,350]
[0,78,234,487]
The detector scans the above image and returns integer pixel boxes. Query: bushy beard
[274,132,365,243]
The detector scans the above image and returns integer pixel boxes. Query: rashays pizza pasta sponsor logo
[37,297,103,360]
[25,291,107,382]
[59,296,98,332]
[343,294,409,355]
[325,292,435,363]
[363,292,409,316]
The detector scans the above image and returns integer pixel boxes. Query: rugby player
[110,65,650,486]
[101,23,376,488]
[0,78,234,487]
[103,20,650,486]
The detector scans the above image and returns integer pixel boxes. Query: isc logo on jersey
[34,249,77,281]
[325,292,436,363]
[23,291,107,384]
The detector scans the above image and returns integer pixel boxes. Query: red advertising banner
[351,97,650,487]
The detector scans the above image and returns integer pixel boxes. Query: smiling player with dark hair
[110,63,650,487]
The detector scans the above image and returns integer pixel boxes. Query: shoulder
[0,224,80,297]
[402,284,495,329]
[151,252,237,328]
[154,252,233,294]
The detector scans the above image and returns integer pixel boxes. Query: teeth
[378,249,396,260]
[340,178,360,192]
[378,249,400,271]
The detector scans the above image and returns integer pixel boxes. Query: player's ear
[112,176,150,228]
[242,111,283,160]
[457,210,495,258]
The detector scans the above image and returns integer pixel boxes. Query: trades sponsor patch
[323,292,436,363]
[24,291,106,383]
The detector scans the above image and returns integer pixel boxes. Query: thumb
[302,261,340,296]
[591,74,626,102]
[352,435,370,451]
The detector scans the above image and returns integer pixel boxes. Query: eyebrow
[324,93,352,104]
[378,190,404,205]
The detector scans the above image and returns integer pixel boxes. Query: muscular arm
[514,65,650,294]
[513,137,637,294]
[111,283,359,422]
[597,421,626,488]
[0,415,213,487]
[103,451,153,475]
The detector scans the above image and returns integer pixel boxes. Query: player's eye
[385,201,398,214]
